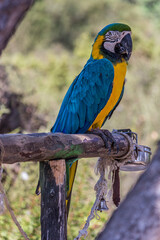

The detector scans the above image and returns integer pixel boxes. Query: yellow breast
[89,61,127,130]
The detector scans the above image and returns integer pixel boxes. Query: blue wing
[51,58,114,134]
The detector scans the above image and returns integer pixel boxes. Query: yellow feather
[89,61,127,129]
[66,161,78,213]
[92,35,104,59]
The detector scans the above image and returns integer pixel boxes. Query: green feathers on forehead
[98,23,131,36]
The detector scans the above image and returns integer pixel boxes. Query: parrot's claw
[87,129,118,153]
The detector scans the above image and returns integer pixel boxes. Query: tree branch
[0,132,131,164]
[0,0,35,55]
[96,142,160,240]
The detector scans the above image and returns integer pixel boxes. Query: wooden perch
[0,0,34,55]
[40,159,67,240]
[96,142,160,240]
[0,132,131,164]
[0,131,133,240]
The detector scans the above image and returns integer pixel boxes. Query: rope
[0,139,30,240]
[112,130,135,163]
[75,132,135,239]
[74,156,115,240]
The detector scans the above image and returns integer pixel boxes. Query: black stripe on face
[100,43,121,62]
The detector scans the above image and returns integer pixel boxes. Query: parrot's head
[91,23,132,63]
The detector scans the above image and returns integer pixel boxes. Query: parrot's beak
[115,33,132,61]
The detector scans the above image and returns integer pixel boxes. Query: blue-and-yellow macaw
[51,23,132,214]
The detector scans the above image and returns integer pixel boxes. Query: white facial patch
[103,31,131,53]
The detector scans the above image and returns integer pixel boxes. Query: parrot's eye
[105,31,121,43]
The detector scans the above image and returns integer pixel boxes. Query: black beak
[115,33,132,61]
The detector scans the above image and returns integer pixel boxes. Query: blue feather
[51,58,114,134]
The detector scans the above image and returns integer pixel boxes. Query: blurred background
[0,0,160,239]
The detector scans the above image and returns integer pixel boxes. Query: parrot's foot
[87,129,118,152]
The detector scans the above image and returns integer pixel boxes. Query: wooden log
[40,159,67,240]
[0,132,131,164]
[96,142,160,240]
[0,0,34,55]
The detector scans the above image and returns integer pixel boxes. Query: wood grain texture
[40,160,67,240]
[0,132,131,164]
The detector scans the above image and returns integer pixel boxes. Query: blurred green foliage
[0,0,160,239]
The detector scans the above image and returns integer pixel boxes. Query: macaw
[50,23,132,214]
